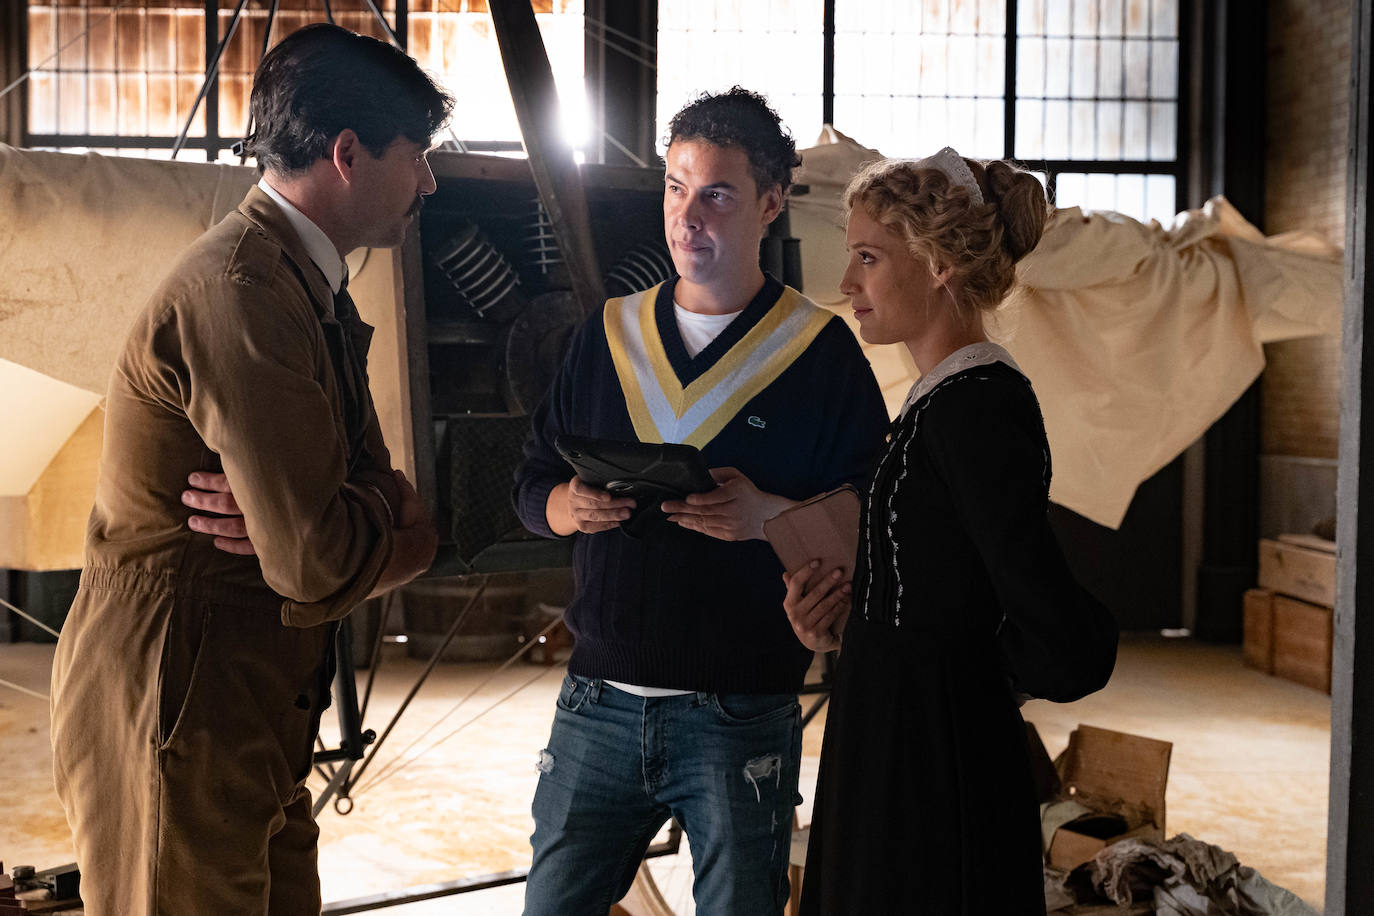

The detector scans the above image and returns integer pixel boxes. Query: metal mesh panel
[443,415,540,565]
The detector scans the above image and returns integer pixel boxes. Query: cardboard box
[1243,588,1275,673]
[1258,537,1337,608]
[1272,595,1333,693]
[1044,725,1173,871]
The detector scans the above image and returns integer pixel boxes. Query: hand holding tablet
[768,486,861,652]
[762,486,861,579]
[555,435,717,537]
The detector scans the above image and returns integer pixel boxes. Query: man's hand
[661,467,795,541]
[182,468,436,596]
[369,469,437,597]
[393,468,427,529]
[782,561,850,653]
[546,477,636,536]
[182,472,256,556]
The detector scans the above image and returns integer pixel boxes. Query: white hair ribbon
[913,146,984,206]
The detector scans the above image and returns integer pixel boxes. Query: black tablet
[554,435,717,535]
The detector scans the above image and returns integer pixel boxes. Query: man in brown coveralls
[49,24,449,915]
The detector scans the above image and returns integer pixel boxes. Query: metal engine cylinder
[604,241,675,298]
[431,221,526,323]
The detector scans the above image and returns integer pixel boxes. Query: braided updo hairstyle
[842,155,1050,325]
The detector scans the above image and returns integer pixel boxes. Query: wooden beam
[395,222,438,521]
[823,0,835,127]
[0,0,26,148]
[1195,0,1265,642]
[584,0,657,168]
[1327,0,1374,909]
[0,571,13,643]
[489,0,605,316]
[203,0,219,161]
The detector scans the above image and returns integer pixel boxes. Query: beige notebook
[762,486,861,578]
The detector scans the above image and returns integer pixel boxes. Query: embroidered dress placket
[862,415,921,626]
[861,460,878,622]
[861,342,1030,628]
[605,283,832,448]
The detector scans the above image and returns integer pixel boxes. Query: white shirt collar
[256,177,347,299]
[899,341,1025,418]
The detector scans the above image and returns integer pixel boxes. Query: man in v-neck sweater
[514,89,888,916]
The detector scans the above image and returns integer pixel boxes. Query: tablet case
[554,435,717,537]
[762,486,861,578]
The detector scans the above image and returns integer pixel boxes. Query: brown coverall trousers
[51,187,398,915]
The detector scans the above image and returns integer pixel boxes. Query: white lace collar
[898,341,1024,418]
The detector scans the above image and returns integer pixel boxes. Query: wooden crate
[1272,595,1333,693]
[1243,588,1275,673]
[1258,537,1336,608]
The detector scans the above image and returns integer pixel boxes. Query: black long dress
[800,345,1113,915]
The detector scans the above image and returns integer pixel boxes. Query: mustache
[406,196,425,217]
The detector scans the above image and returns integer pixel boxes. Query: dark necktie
[327,280,369,471]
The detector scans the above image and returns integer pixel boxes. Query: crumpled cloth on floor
[1042,865,1078,912]
[1089,833,1318,916]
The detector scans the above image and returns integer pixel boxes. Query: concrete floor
[0,633,1330,913]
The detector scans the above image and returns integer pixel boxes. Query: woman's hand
[782,560,851,653]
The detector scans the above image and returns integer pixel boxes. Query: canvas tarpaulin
[790,128,1343,529]
[0,145,410,569]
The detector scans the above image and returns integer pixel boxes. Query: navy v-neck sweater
[513,275,889,693]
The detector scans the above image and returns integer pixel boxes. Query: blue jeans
[523,675,803,916]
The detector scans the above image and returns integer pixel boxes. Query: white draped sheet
[0,135,1343,565]
[0,145,407,569]
[790,128,1343,529]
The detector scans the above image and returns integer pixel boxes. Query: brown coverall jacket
[50,186,399,915]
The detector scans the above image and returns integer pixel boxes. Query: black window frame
[14,0,1193,208]
[17,0,540,162]
[819,0,1191,215]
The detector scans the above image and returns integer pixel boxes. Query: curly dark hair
[666,87,801,195]
[244,24,453,174]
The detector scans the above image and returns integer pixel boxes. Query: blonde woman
[783,151,1117,914]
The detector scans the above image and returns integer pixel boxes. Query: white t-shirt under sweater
[604,302,744,698]
[673,303,742,358]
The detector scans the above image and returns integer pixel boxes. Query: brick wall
[1259,0,1348,536]
[1266,0,1351,247]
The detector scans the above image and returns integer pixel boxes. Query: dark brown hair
[245,24,453,174]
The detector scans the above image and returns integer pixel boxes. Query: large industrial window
[25,0,222,154]
[1015,0,1179,222]
[656,0,1183,224]
[21,0,587,161]
[655,0,825,155]
[833,0,1007,160]
[407,1,587,156]
[21,0,1185,220]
